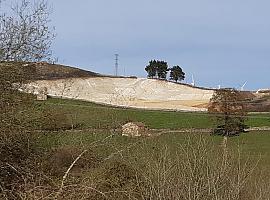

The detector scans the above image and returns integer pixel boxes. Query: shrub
[208,88,248,136]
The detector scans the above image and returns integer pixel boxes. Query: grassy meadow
[2,96,270,199]
[38,97,270,130]
[36,97,270,168]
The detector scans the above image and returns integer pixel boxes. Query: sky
[50,1,269,90]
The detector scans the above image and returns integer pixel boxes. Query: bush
[208,89,248,136]
[40,109,72,131]
[0,131,41,199]
[44,146,100,177]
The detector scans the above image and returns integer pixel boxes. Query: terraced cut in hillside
[26,77,214,111]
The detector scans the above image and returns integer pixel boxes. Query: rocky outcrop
[121,122,148,137]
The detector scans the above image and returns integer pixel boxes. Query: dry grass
[1,131,270,199]
[130,136,268,200]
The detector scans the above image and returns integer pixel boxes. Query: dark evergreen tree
[145,60,157,78]
[169,66,185,82]
[156,60,169,79]
[145,60,169,79]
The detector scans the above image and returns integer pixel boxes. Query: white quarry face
[24,77,214,112]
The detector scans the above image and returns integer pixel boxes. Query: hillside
[0,61,102,80]
[0,62,214,111]
[26,77,214,111]
[246,94,270,112]
[1,61,269,112]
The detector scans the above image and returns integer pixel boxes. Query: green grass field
[38,97,270,130]
[36,97,270,166]
[19,97,270,199]
[38,130,270,160]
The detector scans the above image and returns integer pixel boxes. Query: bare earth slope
[27,77,214,111]
[4,61,267,112]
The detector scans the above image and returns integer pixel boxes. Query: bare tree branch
[0,0,55,62]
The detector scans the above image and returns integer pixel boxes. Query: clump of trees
[208,88,248,136]
[145,60,185,82]
[145,60,169,79]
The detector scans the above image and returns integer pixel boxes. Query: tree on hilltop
[156,60,169,79]
[145,60,169,79]
[169,65,185,82]
[145,60,157,78]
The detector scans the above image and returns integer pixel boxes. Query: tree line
[145,60,185,82]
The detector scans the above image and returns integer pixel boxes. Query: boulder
[121,122,148,137]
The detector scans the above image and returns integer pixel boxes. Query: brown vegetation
[0,61,102,81]
[208,89,248,136]
[1,135,267,200]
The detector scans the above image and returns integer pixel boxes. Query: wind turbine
[240,81,247,91]
[191,74,195,86]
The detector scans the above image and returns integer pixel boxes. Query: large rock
[121,122,148,137]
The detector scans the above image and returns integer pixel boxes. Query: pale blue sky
[50,0,270,90]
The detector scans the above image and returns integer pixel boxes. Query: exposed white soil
[25,77,214,111]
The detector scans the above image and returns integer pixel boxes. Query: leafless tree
[0,0,55,62]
